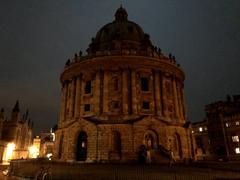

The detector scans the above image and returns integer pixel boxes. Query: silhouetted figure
[227,95,231,102]
[169,53,172,59]
[138,145,147,164]
[79,51,82,57]
[65,59,70,66]
[74,53,78,61]
[172,56,176,63]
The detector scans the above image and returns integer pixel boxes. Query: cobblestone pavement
[2,163,240,180]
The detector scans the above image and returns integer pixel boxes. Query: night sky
[0,1,240,134]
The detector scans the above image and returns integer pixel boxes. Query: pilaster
[74,76,81,118]
[122,70,129,115]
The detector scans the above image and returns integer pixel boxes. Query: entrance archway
[76,131,88,161]
[143,130,158,150]
[173,133,182,159]
[112,131,122,154]
[142,130,159,163]
[109,131,122,161]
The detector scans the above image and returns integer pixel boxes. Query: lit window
[235,147,240,154]
[226,123,229,127]
[204,127,207,131]
[236,121,240,126]
[199,127,203,132]
[191,130,194,134]
[232,136,239,142]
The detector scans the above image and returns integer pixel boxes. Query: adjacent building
[53,7,193,163]
[192,95,240,161]
[0,101,33,162]
[39,130,55,158]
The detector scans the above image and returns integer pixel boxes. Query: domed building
[53,7,193,163]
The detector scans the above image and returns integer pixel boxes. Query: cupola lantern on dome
[87,6,153,55]
[115,6,128,22]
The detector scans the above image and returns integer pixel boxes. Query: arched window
[113,78,119,91]
[85,81,92,94]
[76,131,88,161]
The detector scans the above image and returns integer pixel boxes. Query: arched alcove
[143,130,158,150]
[76,131,88,161]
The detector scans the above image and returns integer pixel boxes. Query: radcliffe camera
[0,1,240,180]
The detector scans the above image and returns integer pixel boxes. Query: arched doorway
[112,131,121,154]
[173,133,182,159]
[109,131,122,160]
[76,131,88,161]
[142,130,159,163]
[143,130,158,150]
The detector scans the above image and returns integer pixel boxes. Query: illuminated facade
[39,130,55,158]
[192,95,240,161]
[29,136,41,158]
[0,101,33,162]
[54,7,193,163]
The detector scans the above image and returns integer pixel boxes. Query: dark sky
[0,1,240,134]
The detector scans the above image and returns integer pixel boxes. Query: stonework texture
[53,7,193,163]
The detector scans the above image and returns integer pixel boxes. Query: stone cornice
[60,55,185,83]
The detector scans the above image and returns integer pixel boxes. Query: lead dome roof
[87,7,153,54]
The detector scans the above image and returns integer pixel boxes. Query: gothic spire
[25,109,29,120]
[13,100,20,112]
[0,108,4,119]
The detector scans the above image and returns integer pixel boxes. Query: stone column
[154,70,162,116]
[64,82,69,120]
[122,70,129,115]
[59,83,67,123]
[80,77,85,116]
[131,70,137,114]
[74,76,81,118]
[173,76,180,120]
[177,81,183,121]
[161,73,168,117]
[180,85,186,121]
[69,78,76,118]
[103,71,109,113]
[99,70,104,114]
[95,71,101,115]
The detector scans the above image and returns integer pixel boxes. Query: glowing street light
[3,143,15,162]
[29,145,39,158]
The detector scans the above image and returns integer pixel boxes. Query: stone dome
[87,6,153,54]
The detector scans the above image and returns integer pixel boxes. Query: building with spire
[0,101,33,162]
[53,7,193,163]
